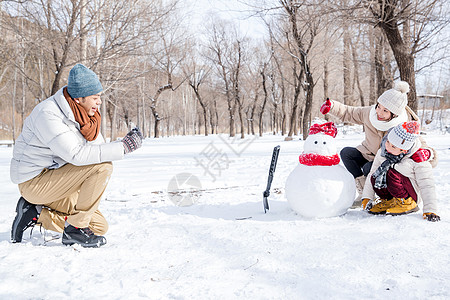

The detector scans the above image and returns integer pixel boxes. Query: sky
[181,0,268,39]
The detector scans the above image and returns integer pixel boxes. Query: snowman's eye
[314,141,318,144]
[323,142,326,144]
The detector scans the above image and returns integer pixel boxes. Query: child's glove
[411,148,431,162]
[122,127,144,154]
[423,212,440,222]
[320,98,332,115]
[361,198,370,210]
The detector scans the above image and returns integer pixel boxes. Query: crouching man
[11,64,143,247]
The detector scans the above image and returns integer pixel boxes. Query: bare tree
[365,0,449,111]
[268,29,288,135]
[186,62,210,136]
[230,39,247,139]
[147,16,187,138]
[206,22,238,137]
[343,23,352,106]
[350,30,365,106]
[280,0,318,140]
[259,62,269,136]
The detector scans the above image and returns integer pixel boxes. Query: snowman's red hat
[309,122,337,138]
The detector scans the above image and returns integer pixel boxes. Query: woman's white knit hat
[377,81,409,116]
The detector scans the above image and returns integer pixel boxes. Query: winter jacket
[328,101,437,167]
[10,87,124,184]
[361,140,437,213]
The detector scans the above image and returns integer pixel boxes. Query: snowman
[285,122,355,218]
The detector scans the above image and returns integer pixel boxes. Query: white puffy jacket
[10,87,124,184]
[362,140,438,213]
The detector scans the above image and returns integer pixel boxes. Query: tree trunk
[287,85,301,137]
[150,84,172,138]
[250,103,256,135]
[351,38,365,106]
[343,26,352,106]
[95,0,106,140]
[272,103,278,135]
[80,0,87,63]
[236,103,245,139]
[49,1,79,95]
[214,100,219,134]
[281,100,287,135]
[323,58,329,120]
[375,33,390,96]
[369,26,376,105]
[110,102,117,141]
[381,24,417,110]
[21,54,26,128]
[302,71,314,140]
[376,1,418,112]
[259,66,269,137]
[12,67,17,142]
[192,87,208,136]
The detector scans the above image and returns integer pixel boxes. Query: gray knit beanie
[377,81,409,116]
[388,121,420,150]
[67,64,103,98]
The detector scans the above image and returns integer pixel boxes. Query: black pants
[340,147,373,178]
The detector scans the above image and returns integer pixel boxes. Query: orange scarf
[63,87,101,141]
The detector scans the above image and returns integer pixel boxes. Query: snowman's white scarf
[299,153,340,166]
[369,105,408,132]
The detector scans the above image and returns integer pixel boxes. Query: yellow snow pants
[18,162,113,235]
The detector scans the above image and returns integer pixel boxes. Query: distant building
[417,94,444,110]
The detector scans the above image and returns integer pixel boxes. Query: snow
[1,127,450,299]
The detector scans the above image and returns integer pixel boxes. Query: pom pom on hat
[388,121,420,150]
[394,81,410,94]
[377,81,409,116]
[67,64,103,99]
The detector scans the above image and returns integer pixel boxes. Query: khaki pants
[19,162,113,235]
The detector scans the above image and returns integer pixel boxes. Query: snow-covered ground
[1,124,450,299]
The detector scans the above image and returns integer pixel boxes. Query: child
[320,81,436,205]
[361,121,440,222]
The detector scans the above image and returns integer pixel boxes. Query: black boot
[11,197,40,243]
[62,225,107,248]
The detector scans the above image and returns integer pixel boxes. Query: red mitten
[411,148,431,162]
[320,98,332,115]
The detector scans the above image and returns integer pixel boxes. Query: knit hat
[67,64,103,98]
[377,81,409,116]
[388,121,420,150]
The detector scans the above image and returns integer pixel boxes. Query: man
[10,63,143,248]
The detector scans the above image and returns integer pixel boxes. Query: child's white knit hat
[388,121,420,150]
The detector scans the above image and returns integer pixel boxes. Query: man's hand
[122,127,144,154]
[423,212,440,222]
[320,98,332,115]
[411,148,431,163]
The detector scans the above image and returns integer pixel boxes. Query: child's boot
[367,198,396,214]
[386,197,419,215]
